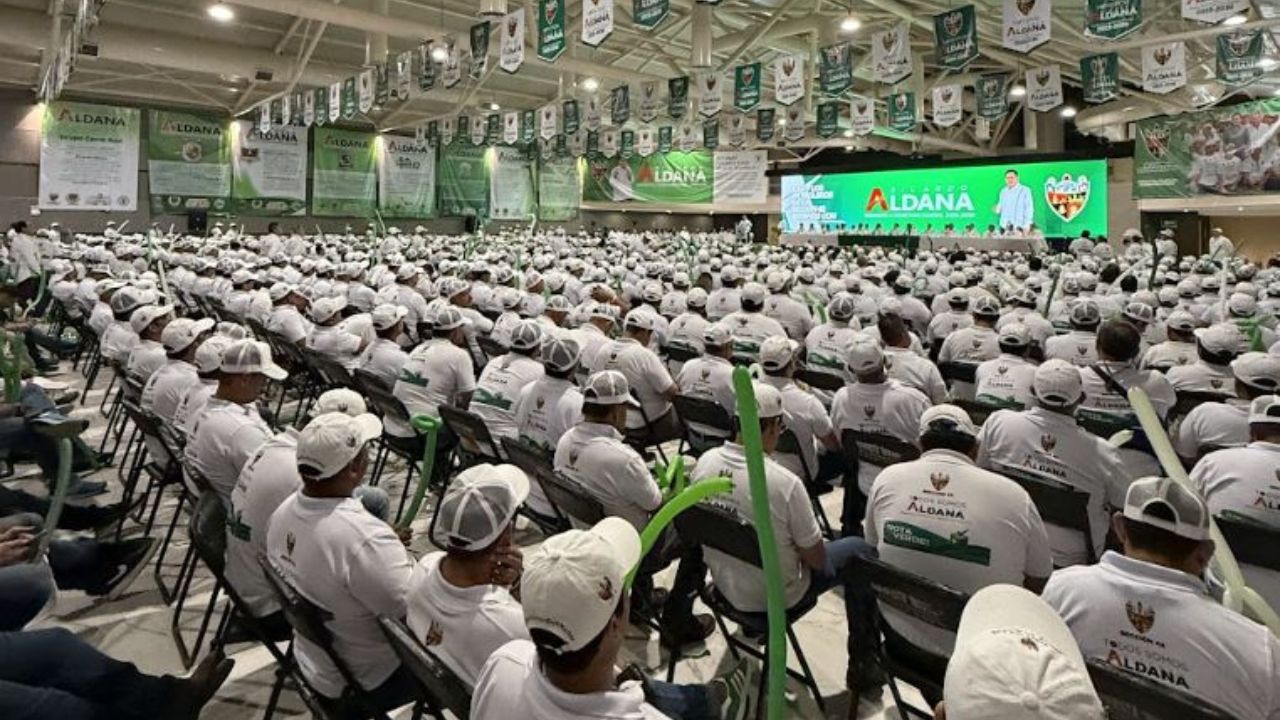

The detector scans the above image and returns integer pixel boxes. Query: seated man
[172,335,233,438]
[358,304,409,388]
[472,519,750,720]
[306,297,367,370]
[390,307,475,440]
[511,337,584,518]
[880,313,947,405]
[719,282,786,362]
[142,317,214,424]
[1078,319,1176,430]
[124,303,173,387]
[471,320,545,441]
[590,311,681,448]
[1177,352,1279,462]
[1140,309,1199,371]
[1044,300,1101,367]
[757,335,841,487]
[974,322,1037,408]
[937,295,1002,400]
[674,325,737,443]
[1167,324,1242,397]
[1043,477,1280,720]
[265,283,312,344]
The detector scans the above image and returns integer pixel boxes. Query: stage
[779,232,1057,254]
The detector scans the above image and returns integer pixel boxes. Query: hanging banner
[714,150,767,203]
[1182,0,1247,23]
[374,63,390,107]
[621,129,635,157]
[259,103,271,133]
[582,0,614,47]
[888,92,917,132]
[311,128,376,216]
[1133,96,1280,198]
[490,144,535,219]
[657,125,673,153]
[819,42,854,96]
[611,84,630,125]
[427,120,439,140]
[932,85,963,127]
[634,0,669,29]
[147,110,230,214]
[774,54,805,106]
[440,116,456,145]
[757,108,776,141]
[328,82,342,123]
[638,81,661,122]
[636,126,656,156]
[419,43,437,91]
[582,150,714,203]
[38,101,140,212]
[503,111,520,144]
[303,91,316,126]
[601,128,618,157]
[540,103,558,140]
[669,76,689,118]
[1080,52,1120,103]
[975,74,1009,120]
[678,123,700,151]
[586,130,600,157]
[698,71,723,117]
[378,136,436,218]
[585,94,603,131]
[1217,30,1264,86]
[471,116,488,146]
[486,114,501,145]
[497,10,524,74]
[934,6,979,70]
[339,77,356,118]
[538,0,566,61]
[703,118,720,149]
[231,123,307,216]
[443,43,462,88]
[783,105,805,142]
[851,96,876,136]
[734,63,761,112]
[521,109,536,143]
[1085,0,1142,40]
[563,100,580,134]
[538,153,579,221]
[1142,42,1186,94]
[816,102,841,138]
[568,129,586,157]
[457,116,470,146]
[872,22,912,84]
[394,50,413,100]
[1003,0,1052,52]
[280,95,293,126]
[438,140,490,217]
[726,113,746,147]
[470,21,491,79]
[1025,65,1064,111]
[357,69,374,113]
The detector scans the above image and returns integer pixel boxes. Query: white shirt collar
[1099,551,1208,597]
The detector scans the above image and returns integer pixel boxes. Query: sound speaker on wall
[188,210,207,234]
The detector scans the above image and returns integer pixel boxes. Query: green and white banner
[582,150,714,203]
[311,127,376,217]
[757,108,776,141]
[231,123,308,216]
[1183,0,1247,23]
[611,84,630,125]
[1080,52,1119,103]
[1133,96,1280,199]
[537,154,580,221]
[888,92,917,132]
[538,0,566,61]
[1026,65,1064,111]
[38,101,140,212]
[633,0,669,29]
[817,101,840,138]
[582,0,614,47]
[563,99,580,134]
[872,22,912,84]
[621,129,635,157]
[490,145,535,220]
[657,125,673,152]
[669,76,689,118]
[703,118,719,149]
[975,74,1009,120]
[734,62,761,112]
[698,71,723,117]
[1085,0,1142,39]
[470,21,490,79]
[933,6,979,70]
[418,43,437,90]
[1217,30,1264,86]
[851,96,876,136]
[1002,0,1052,52]
[146,109,230,214]
[378,135,436,218]
[819,42,854,96]
[932,84,962,127]
[438,141,490,217]
[1141,42,1186,94]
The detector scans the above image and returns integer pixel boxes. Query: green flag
[657,125,672,153]
[816,101,840,138]
[669,76,689,118]
[521,109,536,144]
[1217,30,1264,87]
[611,85,630,125]
[418,43,436,91]
[621,129,635,157]
[819,42,854,96]
[1085,0,1142,40]
[341,77,357,119]
[734,62,761,112]
[313,87,328,127]
[375,62,390,106]
[757,108,776,141]
[888,92,916,132]
[470,21,491,79]
[1080,52,1119,103]
[975,73,1009,120]
[634,0,669,29]
[486,114,501,145]
[586,130,600,157]
[563,99,579,134]
[702,118,719,149]
[934,6,978,70]
[538,0,566,62]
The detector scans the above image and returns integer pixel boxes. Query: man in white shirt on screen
[994,168,1034,233]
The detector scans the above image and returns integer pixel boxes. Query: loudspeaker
[188,210,208,234]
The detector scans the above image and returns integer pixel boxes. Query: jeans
[0,384,93,480]
[631,528,705,636]
[647,678,715,720]
[0,512,110,595]
[320,664,418,720]
[0,563,54,631]
[352,486,390,521]
[806,537,880,688]
[0,628,187,720]
[0,484,112,531]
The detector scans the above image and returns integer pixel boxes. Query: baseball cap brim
[257,360,288,381]
[348,413,384,444]
[590,516,642,580]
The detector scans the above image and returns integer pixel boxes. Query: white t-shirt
[804,322,860,378]
[513,376,584,454]
[391,338,477,437]
[865,448,1052,655]
[1043,552,1280,720]
[173,379,216,438]
[306,325,364,370]
[706,288,741,321]
[359,338,409,388]
[1141,340,1197,371]
[926,310,973,346]
[974,354,1037,408]
[126,339,168,385]
[473,640,670,720]
[691,442,823,613]
[1175,401,1250,459]
[554,422,661,532]
[675,355,736,438]
[1044,330,1099,367]
[667,313,710,354]
[141,359,199,425]
[764,293,814,341]
[718,311,787,360]
[1167,361,1236,396]
[1078,361,1176,426]
[267,305,313,344]
[759,375,833,481]
[266,493,414,699]
[589,337,675,429]
[226,432,300,617]
[101,320,139,364]
[884,347,947,404]
[472,353,545,441]
[830,379,930,494]
[938,325,1000,365]
[406,553,529,687]
[183,397,273,500]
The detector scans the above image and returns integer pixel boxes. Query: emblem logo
[782,57,796,77]
[895,94,908,110]
[424,621,444,646]
[545,0,557,22]
[864,405,876,419]
[742,66,755,85]
[285,531,296,556]
[1040,433,1056,452]
[944,11,964,37]
[941,88,954,103]
[598,577,614,601]
[1036,68,1051,86]
[1044,173,1091,223]
[1153,45,1172,66]
[930,472,950,491]
[1016,0,1036,15]
[1126,601,1155,634]
[507,17,519,37]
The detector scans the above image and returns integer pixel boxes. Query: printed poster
[39,101,140,212]
[378,136,436,218]
[231,122,308,216]
[311,127,377,217]
[146,109,230,214]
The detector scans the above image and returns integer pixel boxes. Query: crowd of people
[2,216,1280,720]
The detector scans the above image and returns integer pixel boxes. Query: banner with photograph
[537,153,580,221]
[470,21,490,78]
[669,76,689,118]
[582,150,714,203]
[817,101,840,138]
[231,123,307,216]
[146,109,230,214]
[657,125,673,153]
[438,141,490,217]
[888,92,917,132]
[975,74,1009,120]
[757,108,776,141]
[611,84,630,125]
[1133,96,1280,199]
[38,101,140,212]
[378,136,436,218]
[311,128,376,216]
[1002,0,1051,52]
[713,150,767,203]
[490,145,535,220]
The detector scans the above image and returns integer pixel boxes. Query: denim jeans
[0,383,93,480]
[0,512,109,596]
[805,536,880,688]
[631,528,705,636]
[647,678,715,720]
[0,563,54,631]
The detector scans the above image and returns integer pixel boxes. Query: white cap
[160,317,214,353]
[432,307,466,331]
[582,370,639,407]
[759,336,799,372]
[752,382,785,419]
[1069,300,1101,327]
[1122,302,1155,326]
[310,296,347,322]
[522,517,642,653]
[846,333,884,374]
[1164,310,1198,332]
[1032,359,1083,407]
[130,304,174,334]
[231,269,255,285]
[828,293,857,321]
[1231,352,1280,392]
[1123,477,1211,541]
[972,295,1000,318]
[741,282,767,305]
[216,321,249,340]
[998,323,1031,348]
[395,264,421,281]
[194,335,233,374]
[919,404,978,439]
[641,281,663,303]
[541,337,582,373]
[432,464,531,551]
[311,388,369,416]
[946,288,970,308]
[623,310,655,331]
[296,411,383,481]
[1194,324,1242,355]
[686,287,708,308]
[370,303,408,331]
[1248,395,1280,426]
[509,320,543,351]
[268,282,294,301]
[220,339,288,380]
[944,584,1105,720]
[703,324,732,347]
[765,271,788,292]
[1227,292,1258,318]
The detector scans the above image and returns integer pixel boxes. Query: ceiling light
[1224,14,1247,25]
[207,3,234,22]
[430,43,449,63]
[845,145,855,152]
[1009,84,1026,98]
[489,102,500,110]
[1060,105,1077,118]
[581,77,599,92]
[840,15,862,33]
[843,128,854,137]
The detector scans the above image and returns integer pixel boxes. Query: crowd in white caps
[20,218,1280,720]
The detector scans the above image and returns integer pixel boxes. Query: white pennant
[678,123,699,151]
[582,0,614,47]
[774,54,806,106]
[358,69,375,112]
[258,103,271,132]
[932,84,963,127]
[303,92,315,126]
[1182,0,1247,23]
[1024,64,1064,111]
[395,50,413,99]
[872,22,912,84]
[585,94,602,132]
[539,103,558,140]
[638,81,660,122]
[503,111,520,144]
[500,8,525,73]
[442,44,462,88]
[1141,42,1186,94]
[851,96,875,136]
[440,116,456,144]
[636,126,656,156]
[1002,0,1052,53]
[698,71,723,117]
[783,105,805,142]
[328,82,342,122]
[280,95,292,125]
[469,118,486,145]
[601,128,618,157]
[727,113,746,147]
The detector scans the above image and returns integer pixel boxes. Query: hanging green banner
[438,141,490,217]
[975,73,1009,120]
[231,123,308,216]
[375,62,390,106]
[586,130,600,156]
[538,0,566,62]
[457,115,471,146]
[490,144,535,219]
[933,6,979,70]
[378,135,436,218]
[703,119,719,149]
[521,109,536,144]
[816,101,840,138]
[611,84,631,125]
[537,153,580,221]
[888,92,916,132]
[669,76,689,118]
[757,108,776,141]
[146,109,231,214]
[1217,30,1264,87]
[620,129,636,157]
[313,87,328,126]
[1085,0,1141,40]
[582,150,713,203]
[470,21,490,79]
[419,43,437,91]
[341,77,358,119]
[311,127,376,216]
[1080,52,1119,103]
[486,114,501,145]
[634,0,669,29]
[734,63,761,112]
[563,99,580,134]
[427,120,439,139]
[819,42,854,96]
[657,126,672,153]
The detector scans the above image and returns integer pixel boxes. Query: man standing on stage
[994,169,1033,233]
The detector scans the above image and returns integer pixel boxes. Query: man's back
[1044,330,1099,366]
[183,396,272,500]
[553,422,661,532]
[719,311,786,360]
[225,432,300,617]
[830,379,930,494]
[471,354,545,440]
[975,354,1037,408]
[590,338,673,429]
[391,339,476,436]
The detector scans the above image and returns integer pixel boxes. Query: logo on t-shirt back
[930,472,950,491]
[1040,434,1057,453]
[423,621,444,646]
[1126,600,1156,634]
[864,405,876,419]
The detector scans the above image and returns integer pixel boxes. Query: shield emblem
[1091,56,1108,75]
[1036,69,1050,86]
[1153,46,1171,65]
[286,531,296,556]
[1126,601,1155,634]
[732,115,743,129]
[1044,173,1091,222]
[706,75,717,91]
[1145,129,1169,158]
[864,405,876,418]
[881,33,896,53]
[998,365,1008,374]
[644,83,655,99]
[507,17,518,36]
[536,396,545,409]
[945,11,963,36]
[930,472,950,491]
[742,66,755,85]
[1211,378,1224,389]
[701,368,711,380]
[855,100,867,113]
[895,94,908,110]
[1017,0,1035,14]
[972,339,983,349]
[782,57,795,77]
[1040,433,1056,452]
[941,88,954,102]
[1228,34,1252,56]
[787,106,801,122]
[545,1,557,21]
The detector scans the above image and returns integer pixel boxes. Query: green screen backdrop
[582,150,713,204]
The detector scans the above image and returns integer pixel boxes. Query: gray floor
[24,364,928,720]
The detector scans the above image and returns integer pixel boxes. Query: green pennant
[817,101,840,138]
[313,87,328,126]
[427,119,439,139]
[1085,0,1142,40]
[341,77,358,119]
[470,21,490,78]
[703,118,719,149]
[586,130,600,156]
[757,108,776,141]
[521,109,536,143]
[734,62,761,112]
[486,114,501,144]
[621,129,635,157]
[418,43,437,91]
[563,99,579,134]
[975,73,1009,120]
[888,92,917,132]
[375,62,390,106]
[933,5,979,70]
[634,0,669,29]
[657,125,672,152]
[1217,30,1264,87]
[1080,52,1120,103]
[819,42,854,96]
[538,0,566,62]
[669,76,689,119]
[611,85,630,125]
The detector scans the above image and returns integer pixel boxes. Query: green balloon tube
[624,477,734,589]
[37,438,73,559]
[396,414,441,530]
[732,366,788,720]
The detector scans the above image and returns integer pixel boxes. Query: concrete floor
[24,364,928,720]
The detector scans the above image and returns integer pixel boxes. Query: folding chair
[673,503,828,712]
[841,429,921,470]
[475,335,506,363]
[662,344,700,365]
[671,394,733,456]
[847,554,968,718]
[776,428,834,540]
[1216,515,1280,572]
[378,617,473,720]
[437,404,504,465]
[537,471,607,528]
[1169,390,1230,422]
[937,361,977,386]
[795,368,846,394]
[499,436,567,535]
[950,398,1004,426]
[997,465,1098,566]
[359,377,427,500]
[1087,659,1234,720]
